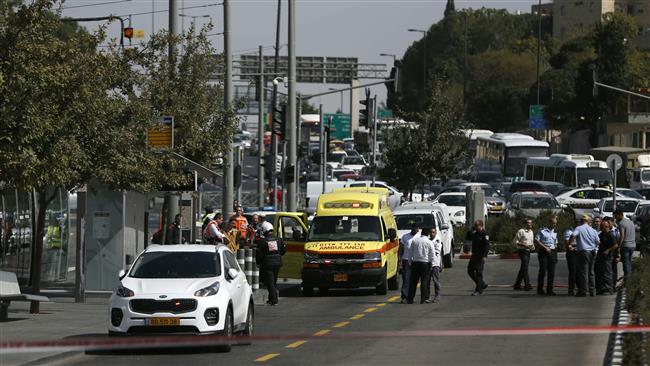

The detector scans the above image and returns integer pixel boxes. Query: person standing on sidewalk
[430,227,443,303]
[407,227,434,304]
[534,217,558,296]
[571,215,600,297]
[614,209,636,280]
[564,223,578,296]
[399,222,420,303]
[596,220,617,295]
[467,220,490,296]
[513,219,535,291]
[255,227,285,306]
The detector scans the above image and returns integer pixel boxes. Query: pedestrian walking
[467,220,490,296]
[430,227,443,303]
[407,227,434,304]
[399,222,420,303]
[535,217,558,296]
[513,219,535,291]
[614,209,636,280]
[255,226,285,306]
[596,220,617,295]
[564,224,578,296]
[571,215,600,297]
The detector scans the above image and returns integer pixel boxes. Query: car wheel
[375,266,388,295]
[217,307,233,352]
[241,302,254,345]
[302,284,314,297]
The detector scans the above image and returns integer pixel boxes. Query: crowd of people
[398,222,443,304]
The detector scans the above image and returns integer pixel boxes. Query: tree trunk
[29,188,56,314]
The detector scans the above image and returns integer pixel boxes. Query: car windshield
[437,195,466,207]
[308,216,382,242]
[327,153,345,163]
[521,196,560,209]
[619,190,644,199]
[343,157,365,165]
[603,200,638,213]
[130,251,221,278]
[395,214,435,230]
[577,168,611,186]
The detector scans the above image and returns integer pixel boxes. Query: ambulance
[300,190,399,296]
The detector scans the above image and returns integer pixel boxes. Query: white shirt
[207,222,226,240]
[410,236,434,264]
[514,228,535,251]
[400,232,420,261]
[431,237,442,268]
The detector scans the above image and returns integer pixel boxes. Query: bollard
[252,248,259,291]
[237,249,245,269]
[244,248,253,285]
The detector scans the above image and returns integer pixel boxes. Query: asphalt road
[58,256,615,366]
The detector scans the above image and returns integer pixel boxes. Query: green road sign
[378,109,393,119]
[529,105,546,130]
[323,113,351,140]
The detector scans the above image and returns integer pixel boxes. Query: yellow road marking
[333,321,350,328]
[255,353,280,362]
[388,295,401,302]
[286,340,308,349]
[377,303,386,307]
[364,307,378,313]
[350,314,365,320]
[314,329,331,336]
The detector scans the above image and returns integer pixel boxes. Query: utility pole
[222,0,234,217]
[536,0,542,106]
[320,105,326,194]
[258,45,265,207]
[270,0,282,211]
[372,95,378,186]
[287,0,297,212]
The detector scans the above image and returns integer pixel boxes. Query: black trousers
[262,265,280,304]
[595,253,614,293]
[576,250,596,295]
[408,262,431,303]
[467,256,486,292]
[537,249,557,292]
[566,250,578,293]
[515,250,531,287]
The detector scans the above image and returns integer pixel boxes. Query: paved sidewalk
[0,281,299,366]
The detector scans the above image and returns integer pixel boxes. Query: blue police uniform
[535,227,558,295]
[572,223,600,296]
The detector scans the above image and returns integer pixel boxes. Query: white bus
[462,129,494,156]
[475,133,549,180]
[524,154,612,187]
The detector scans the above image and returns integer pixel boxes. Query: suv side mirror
[227,268,239,280]
[118,269,127,280]
[387,228,397,241]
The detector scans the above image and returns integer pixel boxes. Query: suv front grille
[130,299,197,314]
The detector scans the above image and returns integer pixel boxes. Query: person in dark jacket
[166,214,184,244]
[596,220,618,295]
[467,219,490,296]
[255,227,285,305]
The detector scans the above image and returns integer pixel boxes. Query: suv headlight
[304,252,319,261]
[194,282,220,297]
[116,285,134,298]
[454,210,465,217]
[363,252,381,261]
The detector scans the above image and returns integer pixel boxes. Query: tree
[444,0,456,18]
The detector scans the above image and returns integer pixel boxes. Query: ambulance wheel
[387,272,399,291]
[375,267,388,295]
[302,284,314,297]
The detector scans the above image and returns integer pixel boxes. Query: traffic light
[359,88,373,128]
[283,165,295,184]
[272,104,287,139]
[123,27,134,39]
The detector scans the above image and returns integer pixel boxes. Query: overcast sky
[61,0,540,115]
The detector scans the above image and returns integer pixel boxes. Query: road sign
[148,116,174,149]
[529,105,546,130]
[378,109,393,119]
[606,154,623,171]
[133,29,145,39]
[323,113,351,140]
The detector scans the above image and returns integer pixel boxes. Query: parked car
[616,188,645,200]
[332,168,356,181]
[593,197,640,219]
[555,188,625,219]
[635,188,650,200]
[108,244,254,352]
[456,183,506,215]
[432,192,468,226]
[326,151,347,169]
[505,191,564,218]
[340,156,368,173]
[506,181,566,202]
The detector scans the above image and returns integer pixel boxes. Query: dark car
[636,188,650,200]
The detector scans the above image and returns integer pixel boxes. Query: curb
[18,351,80,366]
[603,289,628,366]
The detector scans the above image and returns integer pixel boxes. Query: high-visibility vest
[232,216,248,239]
[47,225,62,249]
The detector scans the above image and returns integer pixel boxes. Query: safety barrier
[236,248,260,292]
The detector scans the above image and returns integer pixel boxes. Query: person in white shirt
[429,227,443,303]
[399,222,420,302]
[203,213,226,244]
[513,219,535,291]
[407,227,434,304]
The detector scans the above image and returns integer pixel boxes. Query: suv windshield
[395,214,435,230]
[521,196,560,209]
[308,216,382,242]
[437,195,466,207]
[603,200,638,213]
[130,251,221,279]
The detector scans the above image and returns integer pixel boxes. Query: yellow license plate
[333,273,348,282]
[147,317,180,326]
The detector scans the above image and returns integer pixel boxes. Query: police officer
[255,227,285,306]
[535,217,558,296]
[596,220,617,295]
[571,215,600,297]
[467,220,490,296]
[564,222,578,296]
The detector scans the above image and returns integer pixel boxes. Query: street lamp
[408,28,427,97]
[379,53,397,64]
[180,13,211,29]
[329,88,344,113]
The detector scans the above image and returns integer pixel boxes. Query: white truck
[629,155,650,189]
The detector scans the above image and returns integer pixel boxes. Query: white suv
[108,245,253,352]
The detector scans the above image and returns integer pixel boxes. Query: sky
[61,0,541,116]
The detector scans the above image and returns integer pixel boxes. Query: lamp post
[379,53,397,64]
[179,13,210,29]
[408,28,427,98]
[329,88,344,113]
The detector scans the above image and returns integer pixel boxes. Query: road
[58,256,615,366]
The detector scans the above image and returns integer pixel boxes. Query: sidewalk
[0,281,300,366]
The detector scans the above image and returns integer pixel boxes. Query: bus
[462,129,494,157]
[475,133,549,180]
[524,154,612,187]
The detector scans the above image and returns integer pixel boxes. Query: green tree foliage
[380,78,468,195]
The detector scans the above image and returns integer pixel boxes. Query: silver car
[505,191,564,218]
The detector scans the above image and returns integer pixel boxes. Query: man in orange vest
[231,206,249,247]
[203,213,225,244]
